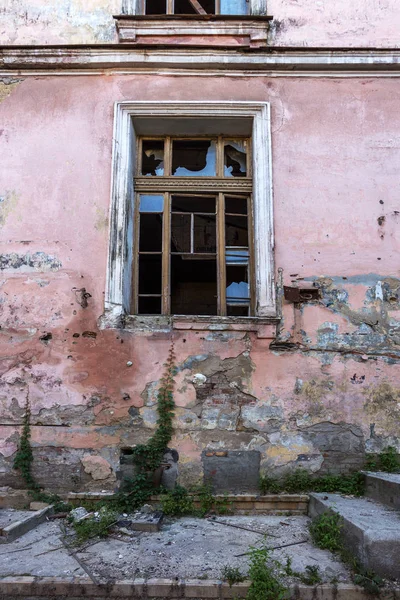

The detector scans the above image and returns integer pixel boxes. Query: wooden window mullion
[162,192,171,314]
[217,192,226,316]
[165,136,172,176]
[247,194,255,316]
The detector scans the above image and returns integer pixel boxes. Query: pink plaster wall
[1,73,400,490]
[1,0,400,47]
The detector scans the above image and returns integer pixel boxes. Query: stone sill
[123,315,278,338]
[0,577,390,599]
[67,492,308,513]
[114,15,271,47]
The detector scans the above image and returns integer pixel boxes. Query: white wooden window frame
[102,101,274,328]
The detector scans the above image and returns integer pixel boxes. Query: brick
[231,495,257,502]
[147,578,184,597]
[233,502,255,509]
[185,580,220,598]
[253,502,276,510]
[30,501,50,511]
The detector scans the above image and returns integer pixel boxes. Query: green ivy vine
[112,342,177,510]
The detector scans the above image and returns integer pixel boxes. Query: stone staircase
[309,472,400,580]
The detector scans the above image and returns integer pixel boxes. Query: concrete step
[0,506,53,543]
[309,492,400,580]
[365,471,400,510]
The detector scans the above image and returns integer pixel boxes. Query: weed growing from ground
[221,565,245,586]
[259,469,364,496]
[246,544,287,600]
[310,511,385,596]
[309,511,343,552]
[353,570,385,596]
[284,557,322,585]
[366,446,400,473]
[160,485,194,516]
[300,565,322,585]
[72,507,118,544]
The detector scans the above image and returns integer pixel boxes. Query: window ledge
[100,309,278,338]
[114,15,272,47]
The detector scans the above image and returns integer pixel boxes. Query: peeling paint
[0,252,62,272]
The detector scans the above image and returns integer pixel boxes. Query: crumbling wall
[0,73,399,492]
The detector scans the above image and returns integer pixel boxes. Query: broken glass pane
[138,296,162,315]
[139,195,164,213]
[220,0,247,15]
[224,140,247,177]
[145,0,167,14]
[226,247,249,264]
[139,255,162,294]
[139,214,163,252]
[172,140,216,176]
[226,265,250,304]
[226,215,248,246]
[142,141,164,176]
[171,214,191,253]
[171,256,217,315]
[194,215,216,253]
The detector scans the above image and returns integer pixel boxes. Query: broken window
[134,136,252,316]
[144,0,247,15]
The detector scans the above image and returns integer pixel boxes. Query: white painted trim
[115,17,269,44]
[2,47,400,73]
[104,101,275,326]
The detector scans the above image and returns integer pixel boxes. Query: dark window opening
[138,296,162,314]
[145,0,167,14]
[171,256,217,315]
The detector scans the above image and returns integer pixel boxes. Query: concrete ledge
[365,471,400,510]
[309,493,400,580]
[0,506,53,543]
[0,577,399,599]
[66,492,309,514]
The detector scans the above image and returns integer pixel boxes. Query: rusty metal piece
[283,286,321,303]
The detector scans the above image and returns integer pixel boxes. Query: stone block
[147,578,184,597]
[365,472,400,510]
[0,506,53,543]
[202,450,260,493]
[309,493,400,579]
[29,501,50,511]
[221,582,250,598]
[185,580,220,598]
[110,580,137,597]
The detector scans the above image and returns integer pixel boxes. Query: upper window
[134,136,253,317]
[144,0,248,15]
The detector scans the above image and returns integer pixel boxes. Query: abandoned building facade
[1,0,400,494]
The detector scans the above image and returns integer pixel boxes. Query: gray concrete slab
[0,515,350,585]
[309,493,400,579]
[0,507,53,544]
[364,471,400,510]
